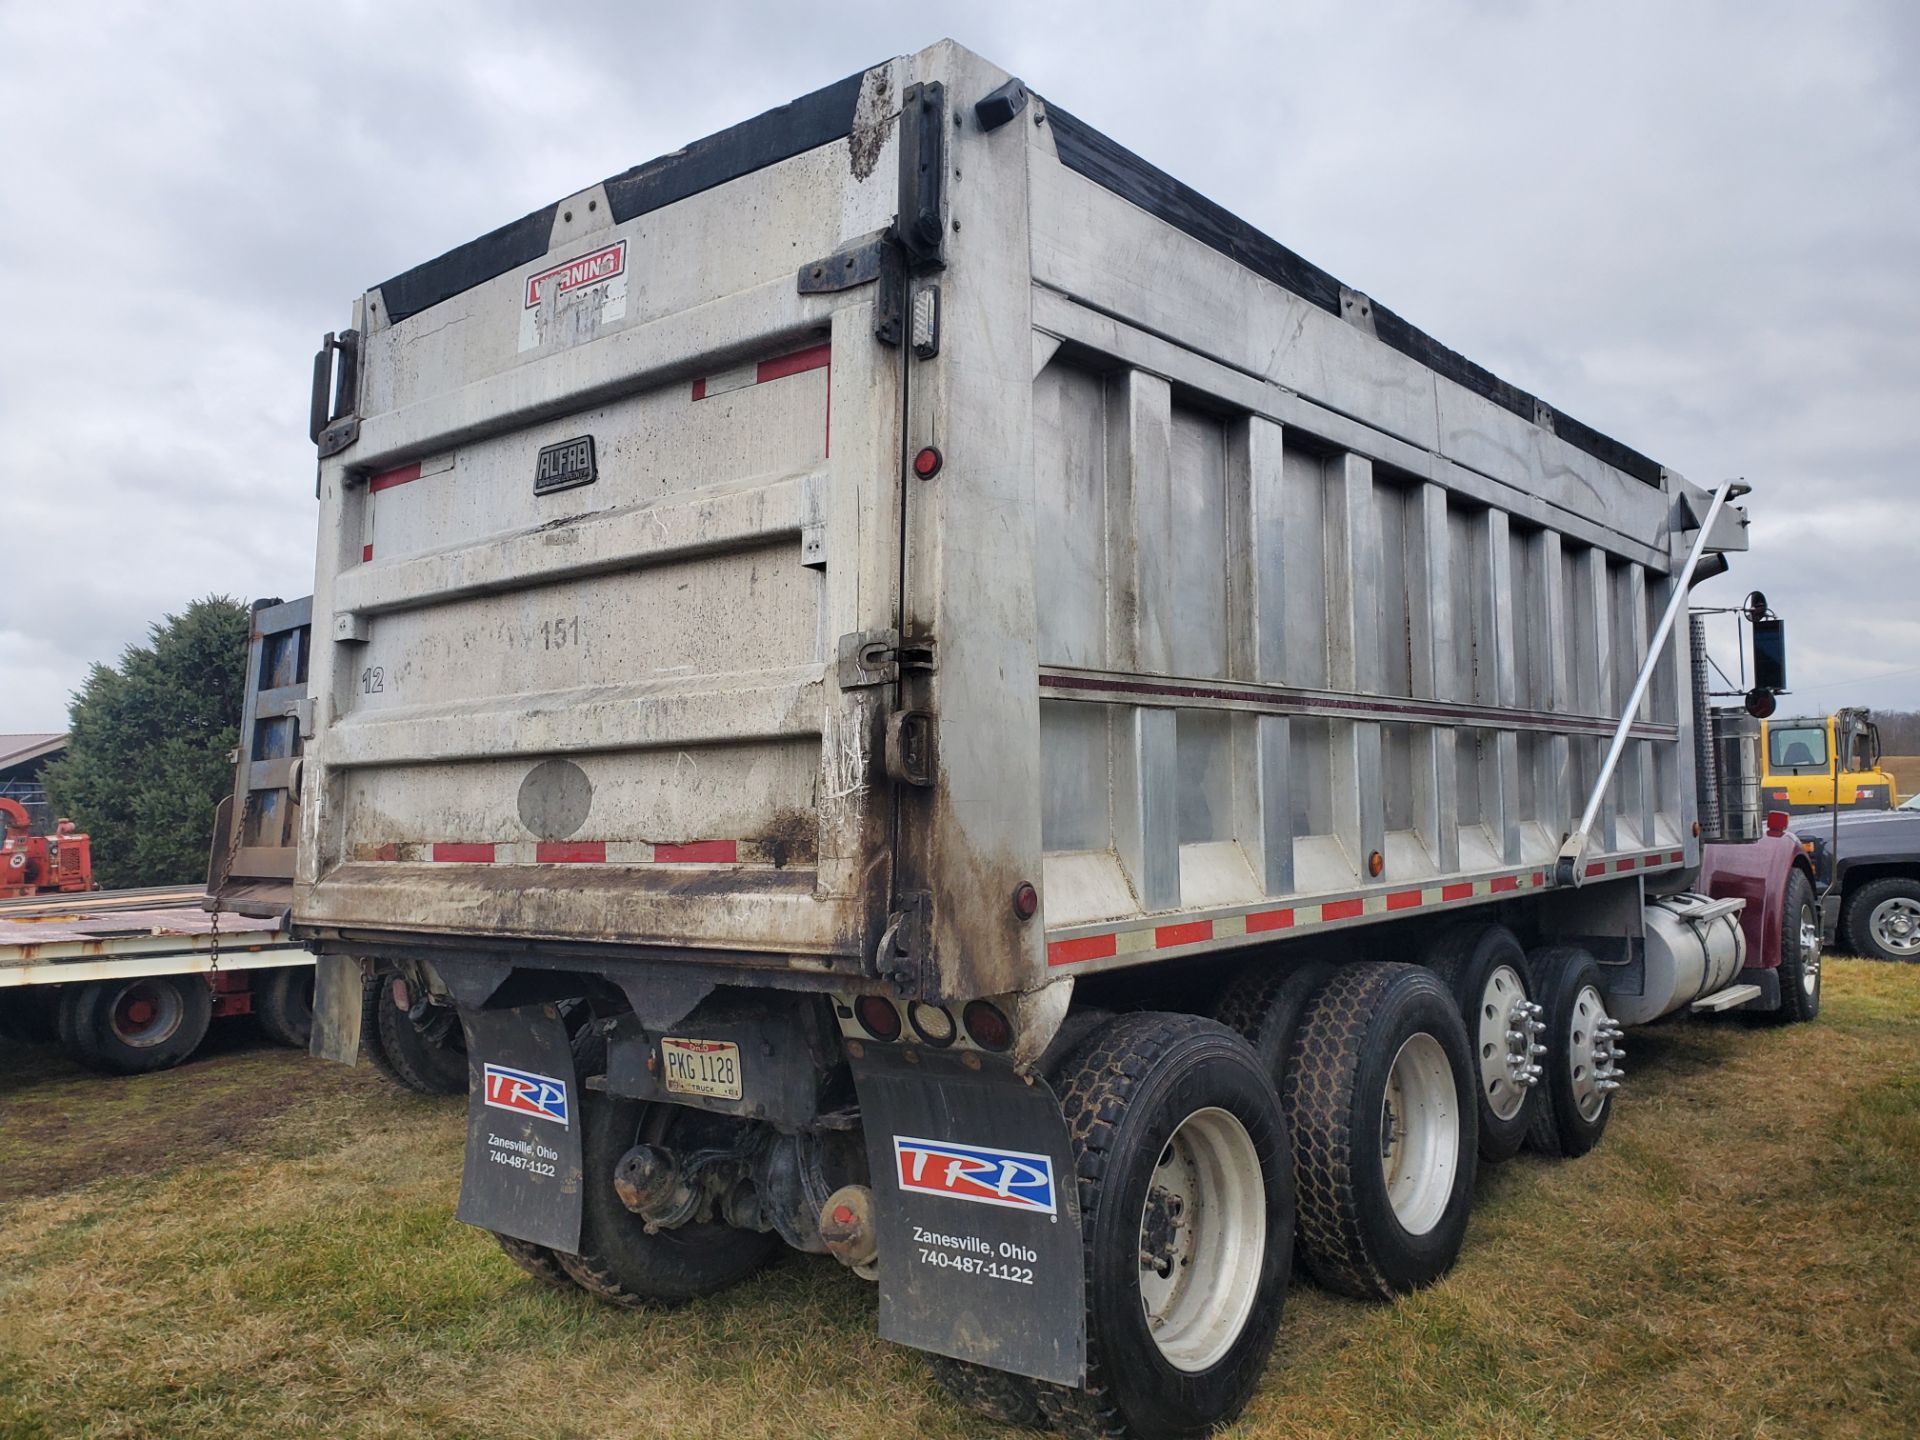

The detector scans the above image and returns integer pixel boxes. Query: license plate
[660,1037,742,1100]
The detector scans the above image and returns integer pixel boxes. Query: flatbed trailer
[0,891,314,1073]
[288,41,1819,1438]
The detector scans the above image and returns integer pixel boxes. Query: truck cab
[1762,707,1895,814]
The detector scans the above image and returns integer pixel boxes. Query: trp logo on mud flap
[893,1136,1057,1215]
[482,1063,570,1128]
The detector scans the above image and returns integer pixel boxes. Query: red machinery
[0,797,93,898]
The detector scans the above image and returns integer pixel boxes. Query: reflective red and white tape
[358,840,746,865]
[689,341,830,402]
[1045,849,1687,968]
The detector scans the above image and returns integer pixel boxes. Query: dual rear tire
[1526,946,1619,1159]
[1036,1013,1292,1440]
[1422,925,1541,1163]
[1283,964,1479,1300]
[954,974,1484,1435]
[360,967,468,1096]
[56,975,212,1075]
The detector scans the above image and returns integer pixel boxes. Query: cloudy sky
[3,1,1916,731]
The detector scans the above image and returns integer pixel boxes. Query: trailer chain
[205,793,253,978]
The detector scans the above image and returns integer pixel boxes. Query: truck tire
[53,983,89,1055]
[58,975,213,1075]
[557,1030,779,1308]
[924,1354,1044,1429]
[1035,1013,1291,1440]
[1213,958,1335,1085]
[493,1233,579,1290]
[254,966,315,1050]
[1843,877,1920,964]
[361,968,468,1096]
[1284,963,1477,1301]
[1766,868,1823,1023]
[1525,947,1620,1159]
[1422,925,1540,1163]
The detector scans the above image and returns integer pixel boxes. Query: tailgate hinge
[310,329,360,461]
[836,629,936,689]
[894,80,947,270]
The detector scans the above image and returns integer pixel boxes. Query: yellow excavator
[1760,707,1897,814]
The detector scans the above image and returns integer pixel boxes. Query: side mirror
[1751,615,1787,693]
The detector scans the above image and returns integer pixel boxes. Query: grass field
[2,960,1917,1440]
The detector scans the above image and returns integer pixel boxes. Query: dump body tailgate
[298,65,912,972]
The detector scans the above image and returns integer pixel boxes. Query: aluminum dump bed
[299,39,1746,1002]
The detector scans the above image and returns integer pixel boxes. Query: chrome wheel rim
[1566,984,1621,1123]
[1868,897,1920,957]
[1798,902,1822,994]
[1137,1106,1266,1373]
[1475,964,1540,1121]
[1379,1033,1459,1235]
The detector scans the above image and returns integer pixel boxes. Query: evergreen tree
[41,597,251,888]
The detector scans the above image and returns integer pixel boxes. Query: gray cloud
[3,0,1915,730]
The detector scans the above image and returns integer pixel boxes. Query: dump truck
[286,42,1817,1438]
[1761,706,1897,814]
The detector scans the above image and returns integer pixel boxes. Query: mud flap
[850,1046,1086,1386]
[307,954,364,1066]
[453,1004,583,1254]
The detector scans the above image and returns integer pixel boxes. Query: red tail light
[962,1000,1012,1052]
[853,995,902,1042]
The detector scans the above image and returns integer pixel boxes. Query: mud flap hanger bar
[1557,477,1746,887]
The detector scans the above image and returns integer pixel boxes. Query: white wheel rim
[1380,1033,1459,1236]
[1136,1106,1266,1373]
[1798,903,1822,994]
[1869,897,1920,957]
[108,980,184,1048]
[1566,985,1615,1122]
[1476,964,1531,1121]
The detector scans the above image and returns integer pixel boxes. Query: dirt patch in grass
[0,961,1916,1439]
[0,1022,388,1203]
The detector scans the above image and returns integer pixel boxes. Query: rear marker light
[912,446,942,479]
[1012,881,1038,920]
[962,1000,1012,1052]
[853,995,902,1043]
[908,1002,957,1047]
[1767,810,1790,837]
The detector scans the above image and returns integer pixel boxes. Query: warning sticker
[519,239,628,352]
